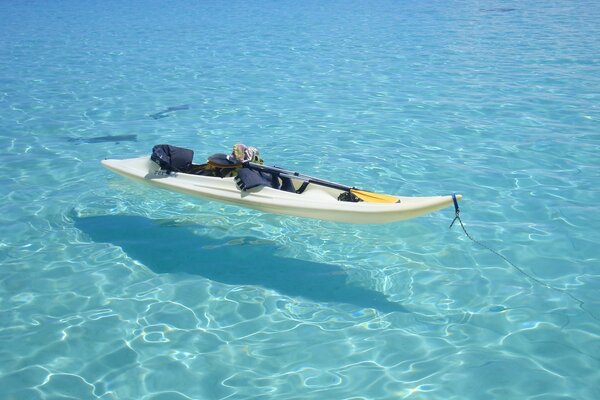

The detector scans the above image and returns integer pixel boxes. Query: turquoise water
[1,0,599,398]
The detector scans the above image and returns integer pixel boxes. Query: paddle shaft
[245,162,400,203]
[244,162,354,192]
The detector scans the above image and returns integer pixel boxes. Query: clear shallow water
[1,0,599,398]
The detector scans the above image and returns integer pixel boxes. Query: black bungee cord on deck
[449,194,598,322]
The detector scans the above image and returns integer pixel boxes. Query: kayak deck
[101,156,461,224]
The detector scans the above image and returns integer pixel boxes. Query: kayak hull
[101,157,461,224]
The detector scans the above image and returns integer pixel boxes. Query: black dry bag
[151,144,194,172]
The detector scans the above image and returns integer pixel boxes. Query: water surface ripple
[1,1,599,399]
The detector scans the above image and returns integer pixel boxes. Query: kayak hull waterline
[101,157,462,224]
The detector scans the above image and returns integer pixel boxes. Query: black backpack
[151,144,194,172]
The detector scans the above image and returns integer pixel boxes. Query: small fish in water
[67,134,138,144]
[150,104,190,120]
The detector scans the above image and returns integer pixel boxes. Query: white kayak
[101,156,462,224]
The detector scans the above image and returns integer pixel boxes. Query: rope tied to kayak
[449,193,599,322]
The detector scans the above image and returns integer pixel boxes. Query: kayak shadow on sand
[74,215,407,314]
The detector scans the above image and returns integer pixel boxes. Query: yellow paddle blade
[350,189,399,203]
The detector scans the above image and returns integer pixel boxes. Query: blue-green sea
[1,1,599,399]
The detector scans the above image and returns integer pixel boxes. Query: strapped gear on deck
[150,143,299,193]
[234,168,280,191]
[151,144,194,172]
[337,191,363,202]
[196,144,264,178]
[194,153,241,177]
[228,144,263,164]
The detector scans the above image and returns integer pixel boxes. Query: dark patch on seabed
[75,215,408,314]
[480,8,516,12]
[67,134,137,144]
[150,104,190,119]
